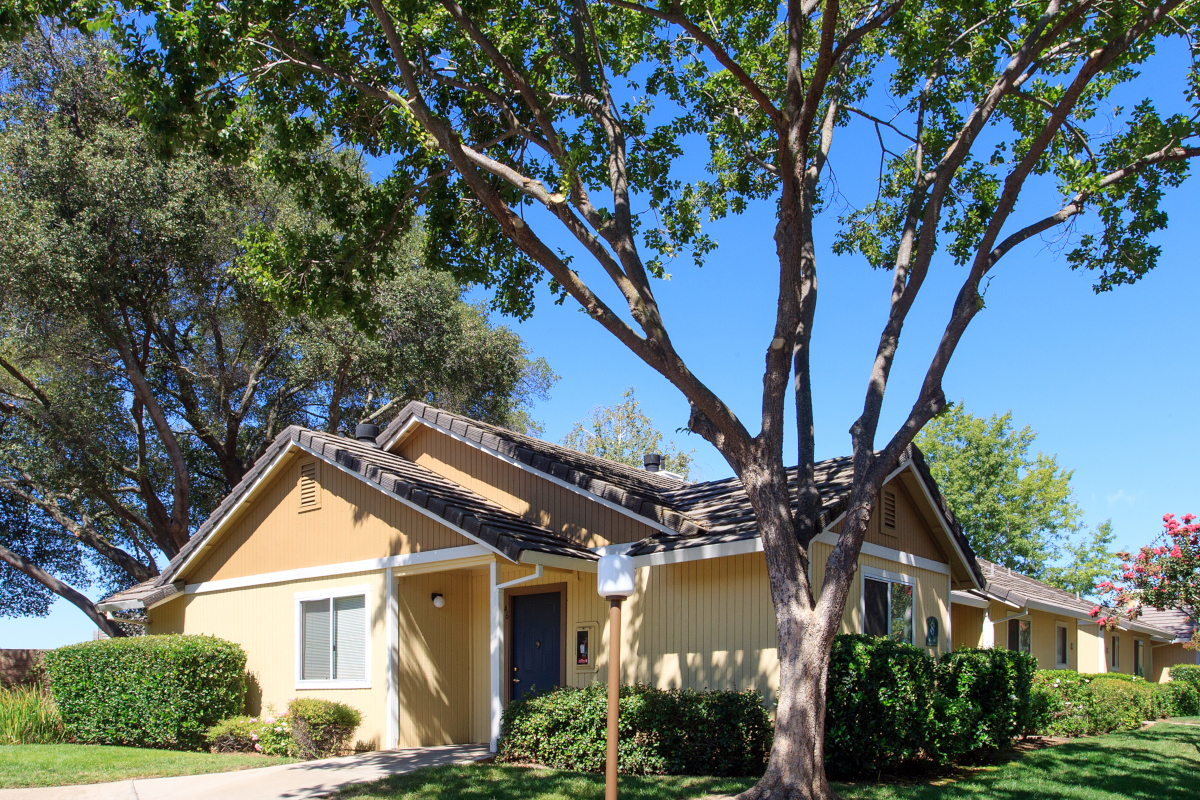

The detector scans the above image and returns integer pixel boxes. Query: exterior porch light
[597,553,635,800]
[431,592,445,608]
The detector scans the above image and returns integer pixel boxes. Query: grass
[0,685,65,745]
[0,743,296,788]
[338,722,1200,800]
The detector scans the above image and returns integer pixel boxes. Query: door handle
[512,679,520,683]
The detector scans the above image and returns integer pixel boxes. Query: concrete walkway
[0,744,492,800]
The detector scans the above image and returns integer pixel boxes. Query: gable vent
[299,461,321,511]
[882,490,896,529]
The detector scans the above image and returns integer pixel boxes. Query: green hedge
[497,682,771,776]
[289,698,362,759]
[936,648,1037,753]
[824,634,935,776]
[1171,663,1200,693]
[44,635,246,750]
[1031,670,1198,737]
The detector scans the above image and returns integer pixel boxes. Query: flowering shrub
[288,698,362,759]
[208,709,293,756]
[1031,670,1092,736]
[1031,671,1194,736]
[1092,513,1199,649]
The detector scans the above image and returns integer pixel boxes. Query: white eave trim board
[950,590,991,609]
[386,416,681,538]
[520,550,598,573]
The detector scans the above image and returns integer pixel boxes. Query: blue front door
[511,592,561,699]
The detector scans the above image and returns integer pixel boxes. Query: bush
[1170,663,1200,693]
[1031,671,1092,737]
[1157,679,1199,717]
[1087,676,1150,733]
[936,648,1037,753]
[208,709,293,756]
[824,634,935,776]
[288,698,361,759]
[498,682,771,777]
[0,685,65,744]
[43,634,246,750]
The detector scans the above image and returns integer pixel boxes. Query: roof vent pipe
[355,421,381,444]
[643,453,662,472]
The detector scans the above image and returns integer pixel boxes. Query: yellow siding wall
[952,604,984,650]
[399,427,661,548]
[1078,624,1102,673]
[148,571,391,749]
[1153,643,1199,683]
[188,456,473,584]
[1076,625,1153,676]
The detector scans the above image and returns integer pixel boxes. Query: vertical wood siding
[147,571,390,749]
[830,478,950,565]
[399,427,659,547]
[1153,643,1199,683]
[187,458,473,584]
[951,604,984,650]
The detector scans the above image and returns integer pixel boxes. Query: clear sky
[3,31,1197,650]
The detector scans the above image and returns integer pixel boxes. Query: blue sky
[4,29,1198,649]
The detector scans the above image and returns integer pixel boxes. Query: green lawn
[0,743,295,788]
[339,722,1199,800]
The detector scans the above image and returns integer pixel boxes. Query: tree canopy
[561,388,694,479]
[14,1,1200,796]
[0,30,554,633]
[914,403,1118,590]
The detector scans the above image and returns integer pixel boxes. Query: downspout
[489,562,543,752]
[386,567,399,749]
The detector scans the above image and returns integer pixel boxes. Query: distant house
[1137,607,1198,682]
[99,402,983,751]
[950,559,1175,678]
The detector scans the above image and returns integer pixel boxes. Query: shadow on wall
[244,670,263,716]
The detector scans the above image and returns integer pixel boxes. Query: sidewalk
[0,744,491,800]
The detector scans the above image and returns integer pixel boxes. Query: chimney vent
[355,422,381,444]
[643,452,662,472]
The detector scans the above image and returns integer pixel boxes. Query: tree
[915,403,1082,574]
[41,0,1200,795]
[561,388,694,479]
[1094,513,1200,650]
[0,29,554,635]
[1042,521,1121,598]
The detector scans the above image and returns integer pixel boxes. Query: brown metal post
[606,597,622,800]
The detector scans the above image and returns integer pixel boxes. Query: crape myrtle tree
[1094,513,1200,649]
[25,0,1200,795]
[0,30,554,636]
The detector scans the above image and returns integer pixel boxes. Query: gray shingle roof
[1137,607,1197,641]
[977,557,1097,617]
[148,426,596,592]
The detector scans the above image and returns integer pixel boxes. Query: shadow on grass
[339,763,757,800]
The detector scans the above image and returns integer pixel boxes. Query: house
[1138,607,1198,682]
[98,402,984,751]
[950,559,1175,677]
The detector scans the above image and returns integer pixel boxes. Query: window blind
[302,599,331,680]
[333,595,367,680]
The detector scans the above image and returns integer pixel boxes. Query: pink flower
[264,716,275,724]
[251,733,259,741]
[1171,546,1183,558]
[254,743,262,752]
[249,718,257,723]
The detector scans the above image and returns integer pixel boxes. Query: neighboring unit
[1138,607,1199,682]
[99,403,983,751]
[950,558,1175,677]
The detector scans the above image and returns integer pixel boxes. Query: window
[882,490,897,529]
[1134,640,1145,677]
[1007,618,1031,654]
[295,585,370,688]
[299,460,320,511]
[1110,635,1120,670]
[1055,623,1069,667]
[863,573,913,644]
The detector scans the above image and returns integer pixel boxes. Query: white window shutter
[302,599,331,680]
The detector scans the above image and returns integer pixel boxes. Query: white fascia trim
[1024,598,1096,622]
[291,441,515,565]
[632,536,764,568]
[186,544,492,595]
[172,440,301,583]
[812,530,951,576]
[950,590,991,609]
[294,583,373,691]
[520,550,598,573]
[993,611,1030,625]
[95,599,147,612]
[862,564,917,585]
[390,417,680,538]
[592,543,634,557]
[898,461,982,589]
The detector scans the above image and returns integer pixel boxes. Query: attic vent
[882,490,897,529]
[299,461,321,511]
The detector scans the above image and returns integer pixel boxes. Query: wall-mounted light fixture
[431,592,445,608]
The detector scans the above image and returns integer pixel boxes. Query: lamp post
[597,553,635,800]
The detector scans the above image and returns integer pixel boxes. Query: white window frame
[860,566,916,645]
[1055,622,1069,668]
[1110,634,1120,670]
[1134,639,1145,677]
[294,583,372,690]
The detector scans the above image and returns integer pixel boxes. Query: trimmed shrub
[43,635,245,750]
[1157,679,1200,717]
[936,647,1037,754]
[1031,670,1092,737]
[1170,663,1200,693]
[1087,676,1150,733]
[498,682,771,776]
[288,698,361,759]
[0,685,65,744]
[824,634,935,776]
[208,709,293,756]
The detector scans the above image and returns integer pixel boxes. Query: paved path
[0,744,492,800]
